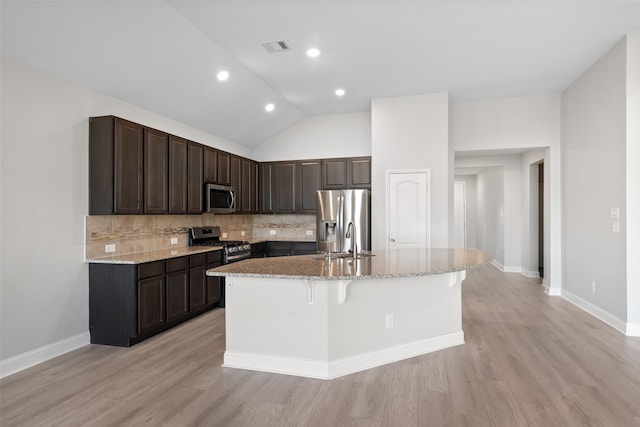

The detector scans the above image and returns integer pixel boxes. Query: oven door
[206,183,235,213]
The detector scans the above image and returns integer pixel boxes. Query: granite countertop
[86,245,224,265]
[207,248,491,280]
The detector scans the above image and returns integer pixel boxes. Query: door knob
[390,238,396,242]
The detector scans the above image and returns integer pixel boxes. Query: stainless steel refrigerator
[316,189,371,254]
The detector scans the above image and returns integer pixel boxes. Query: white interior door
[453,181,466,248]
[387,171,429,249]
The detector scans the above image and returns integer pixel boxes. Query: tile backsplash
[85,213,316,258]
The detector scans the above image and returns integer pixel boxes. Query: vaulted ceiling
[2,1,640,147]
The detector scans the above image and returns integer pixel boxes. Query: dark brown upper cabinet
[187,142,203,214]
[203,146,218,184]
[168,135,188,214]
[347,157,372,189]
[322,158,348,189]
[259,163,275,214]
[143,128,169,214]
[230,155,242,211]
[90,116,144,215]
[217,150,231,186]
[298,160,322,213]
[241,158,258,213]
[275,162,297,213]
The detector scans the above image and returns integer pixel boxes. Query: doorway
[538,162,544,278]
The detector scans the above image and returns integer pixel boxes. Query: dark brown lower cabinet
[138,275,166,334]
[190,254,207,312]
[89,250,222,347]
[206,251,222,306]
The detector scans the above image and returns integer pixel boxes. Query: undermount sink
[313,252,375,260]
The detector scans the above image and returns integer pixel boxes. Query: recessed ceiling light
[335,88,346,97]
[265,103,275,112]
[216,70,229,81]
[306,48,321,58]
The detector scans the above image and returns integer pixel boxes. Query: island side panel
[222,271,465,380]
[326,271,464,377]
[223,277,331,378]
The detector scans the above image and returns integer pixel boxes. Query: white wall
[371,93,449,249]
[475,168,504,264]
[251,112,371,162]
[562,38,627,323]
[450,94,561,151]
[627,33,640,333]
[0,58,247,369]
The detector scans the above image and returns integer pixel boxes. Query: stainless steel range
[189,226,251,264]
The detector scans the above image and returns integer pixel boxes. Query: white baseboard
[626,323,640,337]
[224,331,465,380]
[490,260,521,274]
[0,332,90,379]
[521,268,540,279]
[491,260,505,271]
[560,289,627,334]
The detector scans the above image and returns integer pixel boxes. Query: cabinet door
[299,160,322,213]
[169,136,188,214]
[114,118,144,214]
[230,155,242,211]
[189,265,206,312]
[188,142,204,214]
[144,128,168,214]
[204,146,218,184]
[167,270,189,323]
[138,275,165,334]
[217,151,231,186]
[259,163,275,214]
[348,157,371,189]
[206,268,222,306]
[275,162,297,213]
[322,158,347,189]
[241,158,256,213]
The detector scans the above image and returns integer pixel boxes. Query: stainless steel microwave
[205,183,235,213]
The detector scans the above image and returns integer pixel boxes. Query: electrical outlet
[170,237,178,245]
[222,232,228,239]
[386,314,394,329]
[306,230,313,236]
[240,231,246,237]
[269,230,277,235]
[610,207,620,219]
[612,221,620,233]
[591,281,596,293]
[105,244,116,253]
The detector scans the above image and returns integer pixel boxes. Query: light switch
[610,208,620,220]
[612,221,620,233]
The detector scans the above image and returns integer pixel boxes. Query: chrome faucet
[345,221,358,258]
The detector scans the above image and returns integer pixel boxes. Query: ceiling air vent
[262,40,292,53]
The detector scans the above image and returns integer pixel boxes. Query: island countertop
[207,248,491,280]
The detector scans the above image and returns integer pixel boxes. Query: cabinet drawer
[190,253,206,267]
[207,250,222,264]
[139,260,165,279]
[167,256,189,273]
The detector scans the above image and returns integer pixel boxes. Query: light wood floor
[2,264,640,426]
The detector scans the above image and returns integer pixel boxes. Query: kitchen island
[207,248,490,379]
